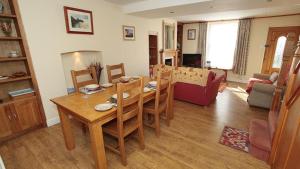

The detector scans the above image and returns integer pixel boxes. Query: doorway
[149,34,158,66]
[261,26,300,74]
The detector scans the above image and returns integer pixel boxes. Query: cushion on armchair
[252,83,276,94]
[246,78,273,93]
[269,72,279,83]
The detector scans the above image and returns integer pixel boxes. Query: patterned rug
[219,126,250,153]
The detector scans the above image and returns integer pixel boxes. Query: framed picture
[123,25,135,40]
[188,29,196,40]
[64,6,94,34]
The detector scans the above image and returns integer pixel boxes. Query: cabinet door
[0,105,14,138]
[12,97,42,131]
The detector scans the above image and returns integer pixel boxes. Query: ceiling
[105,0,145,5]
[105,0,300,21]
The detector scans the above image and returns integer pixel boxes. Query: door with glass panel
[261,26,300,74]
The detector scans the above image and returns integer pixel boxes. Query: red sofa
[174,72,224,106]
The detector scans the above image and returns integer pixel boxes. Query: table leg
[88,122,107,169]
[58,106,75,150]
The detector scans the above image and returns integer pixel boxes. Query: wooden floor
[0,84,270,169]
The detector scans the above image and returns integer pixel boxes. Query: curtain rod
[179,13,300,24]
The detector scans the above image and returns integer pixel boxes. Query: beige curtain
[233,19,251,75]
[197,22,207,67]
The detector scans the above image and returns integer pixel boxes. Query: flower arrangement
[0,19,12,36]
[89,61,103,84]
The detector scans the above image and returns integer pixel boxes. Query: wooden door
[149,35,158,65]
[0,105,14,138]
[262,27,300,74]
[270,36,300,169]
[273,88,300,169]
[11,97,42,131]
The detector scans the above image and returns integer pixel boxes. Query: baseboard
[227,78,248,84]
[46,116,61,127]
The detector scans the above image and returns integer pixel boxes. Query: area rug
[219,126,249,153]
[218,82,227,93]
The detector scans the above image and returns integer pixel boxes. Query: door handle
[8,114,12,121]
[12,113,17,119]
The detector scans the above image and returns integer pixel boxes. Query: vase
[1,21,12,36]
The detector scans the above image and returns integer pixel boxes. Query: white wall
[17,0,168,126]
[182,23,199,54]
[228,15,300,82]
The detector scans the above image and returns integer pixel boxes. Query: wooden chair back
[106,63,125,83]
[154,70,172,112]
[71,67,97,92]
[116,77,144,127]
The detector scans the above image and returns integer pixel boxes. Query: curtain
[233,19,251,75]
[197,22,207,67]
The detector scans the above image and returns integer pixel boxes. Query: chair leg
[154,113,160,137]
[118,137,127,166]
[137,125,145,150]
[165,110,170,127]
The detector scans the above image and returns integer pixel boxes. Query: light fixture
[169,11,175,14]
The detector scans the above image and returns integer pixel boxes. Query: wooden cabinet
[0,106,14,138]
[0,0,46,142]
[0,97,42,141]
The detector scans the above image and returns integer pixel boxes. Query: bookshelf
[0,0,46,142]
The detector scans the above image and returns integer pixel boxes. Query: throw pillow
[269,72,279,82]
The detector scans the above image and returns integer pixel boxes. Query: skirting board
[47,116,61,127]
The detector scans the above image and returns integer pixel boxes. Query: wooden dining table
[51,77,174,169]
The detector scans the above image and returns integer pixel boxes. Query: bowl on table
[101,83,113,88]
[120,76,131,83]
[94,103,113,112]
[148,81,157,87]
[84,84,101,91]
[112,92,130,100]
[143,87,151,93]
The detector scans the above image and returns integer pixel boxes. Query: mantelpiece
[159,49,179,67]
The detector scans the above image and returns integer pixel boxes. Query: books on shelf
[8,88,35,100]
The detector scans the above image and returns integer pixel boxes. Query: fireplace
[163,56,174,66]
[182,54,202,68]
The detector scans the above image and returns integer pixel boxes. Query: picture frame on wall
[187,29,196,40]
[123,25,135,40]
[64,6,94,34]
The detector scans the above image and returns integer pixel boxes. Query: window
[272,36,287,68]
[206,21,239,69]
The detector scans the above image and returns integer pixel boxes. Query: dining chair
[71,67,98,134]
[71,67,98,92]
[143,70,172,137]
[106,63,125,83]
[103,77,145,166]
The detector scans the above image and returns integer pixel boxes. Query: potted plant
[89,61,103,84]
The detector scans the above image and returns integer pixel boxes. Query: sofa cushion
[249,119,271,151]
[269,72,279,82]
[207,71,216,84]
